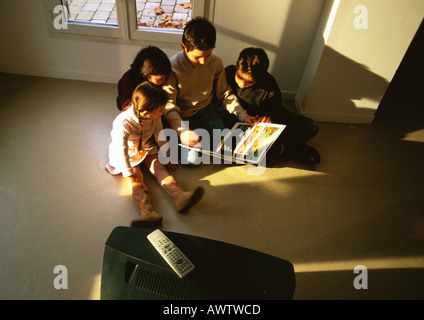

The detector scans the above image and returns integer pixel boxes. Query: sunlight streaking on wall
[323,0,340,43]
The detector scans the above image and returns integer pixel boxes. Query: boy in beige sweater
[163,17,255,164]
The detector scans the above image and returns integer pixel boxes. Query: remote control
[147,229,195,278]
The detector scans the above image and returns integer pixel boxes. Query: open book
[180,122,286,165]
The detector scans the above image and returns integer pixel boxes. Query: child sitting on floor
[225,47,320,165]
[106,82,204,228]
[163,17,255,165]
[116,46,171,112]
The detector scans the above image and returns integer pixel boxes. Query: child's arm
[213,58,250,122]
[260,74,288,122]
[163,72,183,134]
[110,123,136,178]
[162,74,201,147]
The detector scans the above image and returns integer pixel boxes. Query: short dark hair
[236,47,269,81]
[182,17,216,51]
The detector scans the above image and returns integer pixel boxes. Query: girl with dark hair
[116,46,172,111]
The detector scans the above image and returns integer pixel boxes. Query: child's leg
[144,154,205,213]
[179,101,225,165]
[143,154,172,185]
[190,101,226,150]
[124,165,147,193]
[124,165,162,228]
[280,111,319,145]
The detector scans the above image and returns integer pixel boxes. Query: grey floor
[0,71,423,300]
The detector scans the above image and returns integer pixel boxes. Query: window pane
[65,0,118,26]
[136,0,192,31]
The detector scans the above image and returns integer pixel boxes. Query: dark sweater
[225,65,288,123]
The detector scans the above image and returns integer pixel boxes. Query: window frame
[44,0,214,46]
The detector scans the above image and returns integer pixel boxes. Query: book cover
[180,122,285,165]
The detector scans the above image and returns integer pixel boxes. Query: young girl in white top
[106,82,205,228]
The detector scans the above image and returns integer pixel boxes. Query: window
[44,0,214,45]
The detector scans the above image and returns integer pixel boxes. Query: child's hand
[256,116,272,124]
[243,116,257,125]
[180,130,202,147]
[167,162,179,172]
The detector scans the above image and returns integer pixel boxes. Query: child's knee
[148,157,166,174]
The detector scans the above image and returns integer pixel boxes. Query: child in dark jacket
[225,47,320,165]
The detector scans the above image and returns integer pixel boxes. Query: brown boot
[161,177,205,213]
[130,189,163,228]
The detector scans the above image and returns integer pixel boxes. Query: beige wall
[213,0,326,97]
[0,0,324,98]
[0,0,422,123]
[296,0,424,123]
[0,1,180,83]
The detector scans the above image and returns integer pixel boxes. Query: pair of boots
[130,178,205,228]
